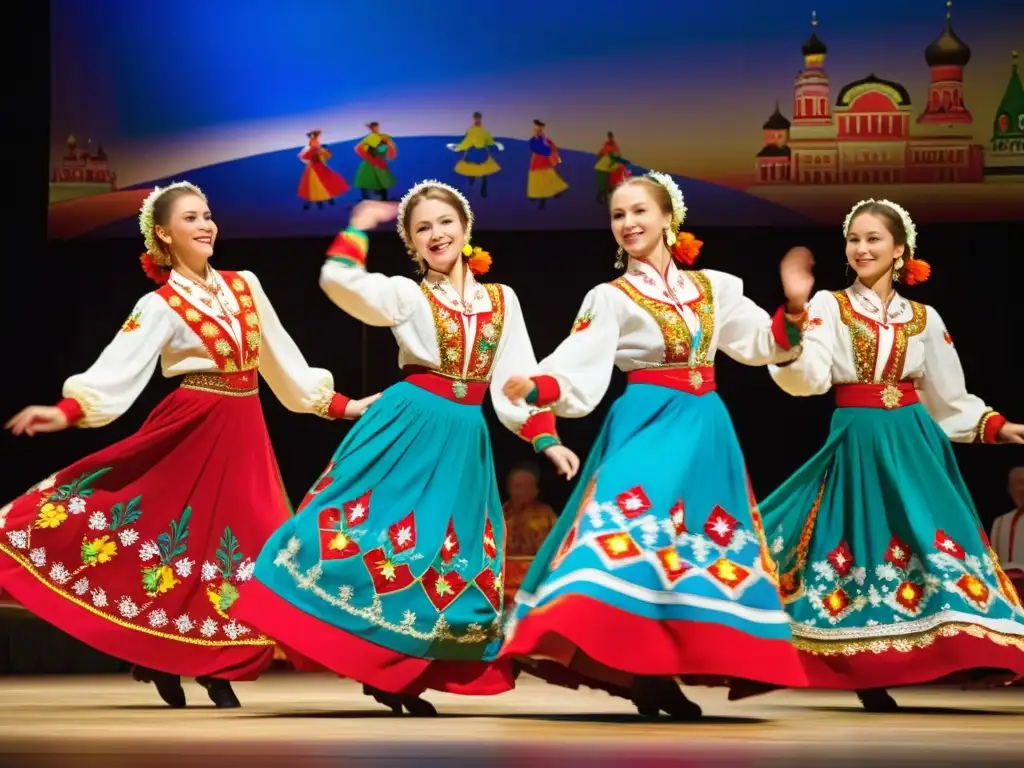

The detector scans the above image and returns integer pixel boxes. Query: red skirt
[0,373,288,680]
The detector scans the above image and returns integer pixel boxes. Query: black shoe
[856,688,898,712]
[630,676,702,721]
[196,676,241,708]
[363,683,403,714]
[132,665,186,708]
[400,695,438,716]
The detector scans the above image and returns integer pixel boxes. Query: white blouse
[769,282,1000,443]
[319,244,553,443]
[62,269,340,427]
[532,257,801,418]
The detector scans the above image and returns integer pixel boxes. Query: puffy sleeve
[58,293,174,428]
[488,285,563,453]
[525,286,621,419]
[768,289,838,397]
[241,270,351,420]
[705,269,802,367]
[918,305,1007,444]
[318,227,422,327]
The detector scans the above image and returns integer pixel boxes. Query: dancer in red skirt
[0,181,377,708]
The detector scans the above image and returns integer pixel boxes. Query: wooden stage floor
[1,672,1022,766]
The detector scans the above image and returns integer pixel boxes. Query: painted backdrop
[48,0,1024,238]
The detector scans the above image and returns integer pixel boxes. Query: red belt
[834,382,919,410]
[402,366,487,405]
[626,366,716,395]
[180,371,259,396]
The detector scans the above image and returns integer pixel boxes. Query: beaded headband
[645,171,687,232]
[843,198,917,255]
[138,181,206,256]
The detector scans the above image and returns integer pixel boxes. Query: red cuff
[771,305,800,351]
[530,375,561,407]
[519,409,559,445]
[55,398,83,426]
[325,230,368,265]
[980,411,1007,444]
[327,393,351,420]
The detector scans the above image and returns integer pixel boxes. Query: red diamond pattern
[704,505,738,547]
[615,486,651,519]
[387,512,417,554]
[669,500,686,537]
[934,530,965,560]
[827,540,854,577]
[884,535,911,570]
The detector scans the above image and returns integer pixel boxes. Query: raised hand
[349,200,399,232]
[5,405,70,437]
[780,246,815,312]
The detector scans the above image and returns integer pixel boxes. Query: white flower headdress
[138,181,206,258]
[645,170,687,232]
[843,198,917,255]
[396,179,474,254]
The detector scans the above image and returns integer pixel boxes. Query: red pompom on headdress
[139,252,171,284]
[900,256,931,286]
[670,231,703,266]
[466,246,492,276]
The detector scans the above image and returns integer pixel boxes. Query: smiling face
[408,197,467,274]
[845,206,906,284]
[153,191,216,264]
[610,179,673,261]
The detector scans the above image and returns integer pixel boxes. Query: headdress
[616,170,702,268]
[396,179,491,276]
[843,198,930,285]
[137,181,206,284]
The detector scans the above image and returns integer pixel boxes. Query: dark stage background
[3,223,1020,527]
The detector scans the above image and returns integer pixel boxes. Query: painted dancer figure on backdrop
[233,182,581,716]
[0,182,378,708]
[354,122,398,201]
[447,111,504,199]
[499,171,814,719]
[757,199,1024,712]
[298,130,349,210]
[527,119,568,210]
[594,132,630,204]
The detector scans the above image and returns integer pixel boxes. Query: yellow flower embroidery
[223,359,238,372]
[35,503,68,529]
[185,308,202,322]
[200,322,220,338]
[244,312,259,328]
[246,330,261,351]
[81,535,118,565]
[141,564,179,596]
[232,278,245,292]
[214,339,233,356]
[239,295,253,309]
[168,296,182,308]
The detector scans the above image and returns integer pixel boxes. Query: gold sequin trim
[179,373,258,397]
[977,410,1002,443]
[420,283,466,377]
[61,388,102,429]
[778,473,827,603]
[0,542,274,647]
[311,382,335,419]
[833,292,926,383]
[792,620,1024,656]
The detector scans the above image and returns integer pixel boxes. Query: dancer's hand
[502,376,534,403]
[997,422,1024,444]
[781,246,815,313]
[344,393,382,420]
[349,201,398,232]
[5,405,70,437]
[445,143,458,151]
[494,142,505,151]
[543,445,580,481]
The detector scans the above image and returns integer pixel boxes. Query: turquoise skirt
[762,401,1024,690]
[233,381,513,696]
[500,380,808,693]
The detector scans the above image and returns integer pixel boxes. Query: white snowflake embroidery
[29,548,47,567]
[200,618,218,637]
[174,614,195,634]
[147,609,169,628]
[174,557,194,578]
[138,541,160,562]
[117,597,140,619]
[88,511,107,531]
[235,559,255,582]
[67,497,87,515]
[223,620,250,640]
[118,528,139,547]
[91,588,108,607]
[48,562,71,584]
[201,562,219,581]
[72,577,90,596]
[6,529,28,549]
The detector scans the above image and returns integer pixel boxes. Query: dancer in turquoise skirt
[232,183,580,715]
[499,171,816,719]
[759,199,1024,712]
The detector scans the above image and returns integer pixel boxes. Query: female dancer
[760,198,1024,712]
[500,171,814,719]
[232,181,580,715]
[1,182,375,708]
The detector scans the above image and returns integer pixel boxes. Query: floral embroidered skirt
[762,402,1024,690]
[233,381,513,697]
[500,382,808,694]
[0,380,288,680]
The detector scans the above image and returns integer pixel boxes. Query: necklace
[176,268,238,321]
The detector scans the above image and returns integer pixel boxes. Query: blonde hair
[138,181,207,265]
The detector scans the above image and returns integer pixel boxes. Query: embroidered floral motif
[944,331,953,345]
[571,311,594,334]
[833,292,926,383]
[121,310,142,333]
[419,282,505,381]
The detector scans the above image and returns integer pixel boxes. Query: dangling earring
[461,242,473,256]
[614,246,625,269]
[893,256,904,282]
[665,229,677,247]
